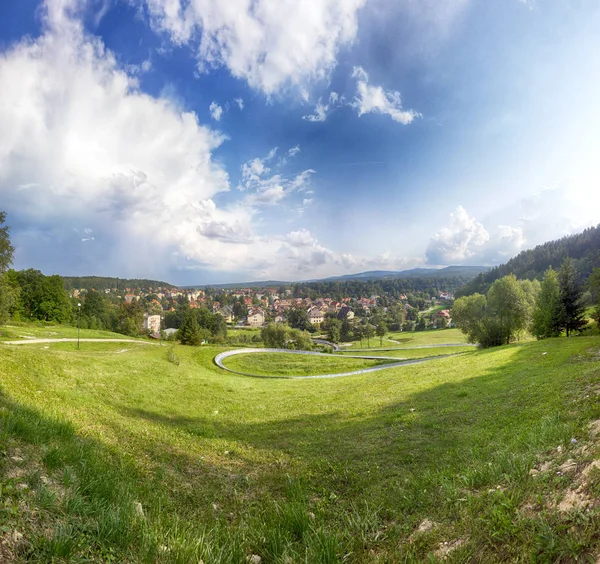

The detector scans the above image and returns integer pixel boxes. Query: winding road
[214,347,462,380]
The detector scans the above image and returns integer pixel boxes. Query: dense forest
[63,276,175,291]
[457,224,600,297]
[288,276,476,300]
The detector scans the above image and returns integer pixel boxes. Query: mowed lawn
[1,334,600,562]
[344,327,469,349]
[337,346,477,359]
[222,351,398,377]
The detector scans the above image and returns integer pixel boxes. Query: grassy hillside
[0,323,143,342]
[1,333,600,562]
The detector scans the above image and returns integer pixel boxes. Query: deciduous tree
[531,268,561,339]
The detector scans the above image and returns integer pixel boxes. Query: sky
[1,0,599,285]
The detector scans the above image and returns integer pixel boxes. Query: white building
[247,309,265,327]
[143,314,162,333]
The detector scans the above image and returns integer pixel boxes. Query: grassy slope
[0,323,142,341]
[222,352,397,377]
[1,335,600,562]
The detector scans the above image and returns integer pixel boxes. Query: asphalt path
[214,347,460,380]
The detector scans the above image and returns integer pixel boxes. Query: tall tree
[531,268,562,339]
[114,300,144,337]
[558,257,587,337]
[376,320,387,345]
[82,290,109,328]
[327,318,341,344]
[0,212,17,323]
[590,267,600,326]
[287,308,311,331]
[13,269,71,323]
[487,274,530,345]
[0,211,15,273]
[178,312,203,346]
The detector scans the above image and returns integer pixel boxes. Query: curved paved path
[214,347,459,380]
[344,343,476,353]
[1,338,152,345]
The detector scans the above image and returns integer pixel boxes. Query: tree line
[453,257,598,347]
[62,276,174,292]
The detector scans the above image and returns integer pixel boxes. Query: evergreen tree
[558,257,587,337]
[531,268,561,339]
[590,267,600,326]
[178,312,202,346]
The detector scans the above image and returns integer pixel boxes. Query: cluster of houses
[70,283,455,330]
[213,296,357,328]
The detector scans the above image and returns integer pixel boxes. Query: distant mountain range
[191,265,490,289]
[316,265,489,283]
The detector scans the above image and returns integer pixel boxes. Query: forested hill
[63,276,175,291]
[456,223,600,297]
[291,276,476,300]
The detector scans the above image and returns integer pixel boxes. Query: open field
[338,346,477,359]
[2,332,600,562]
[221,351,398,377]
[343,328,468,349]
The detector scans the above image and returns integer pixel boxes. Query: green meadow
[337,346,476,359]
[2,327,600,562]
[221,351,399,377]
[344,327,468,349]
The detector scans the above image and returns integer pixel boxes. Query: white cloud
[351,66,420,124]
[288,145,301,157]
[0,0,351,280]
[303,92,342,122]
[234,97,244,110]
[209,101,223,120]
[238,149,314,206]
[142,0,366,95]
[426,206,490,264]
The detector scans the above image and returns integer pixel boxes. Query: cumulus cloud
[426,206,490,264]
[142,0,366,95]
[209,101,223,120]
[234,97,244,110]
[425,206,535,266]
[351,66,420,124]
[0,0,351,280]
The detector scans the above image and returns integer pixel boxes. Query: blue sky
[1,0,599,284]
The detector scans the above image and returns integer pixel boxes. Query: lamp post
[77,303,81,350]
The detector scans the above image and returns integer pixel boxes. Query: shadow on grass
[119,340,600,501]
[3,337,600,562]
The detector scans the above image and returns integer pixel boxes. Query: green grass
[0,323,141,341]
[1,331,600,562]
[337,346,476,359]
[222,352,398,377]
[344,327,468,349]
